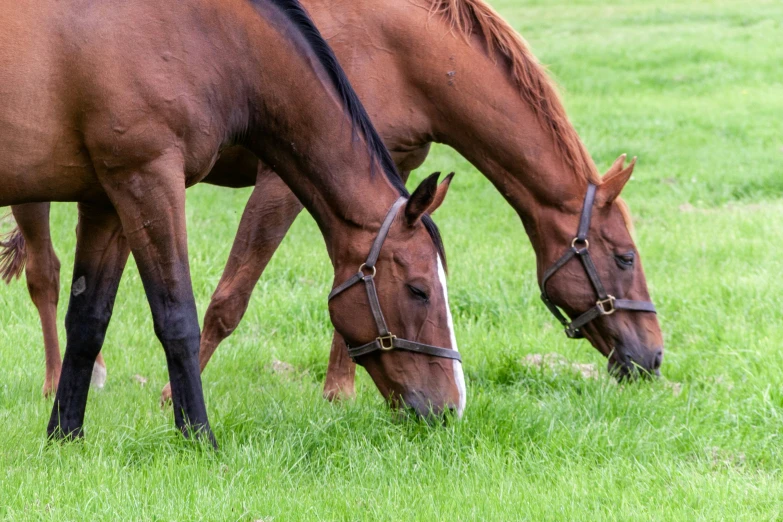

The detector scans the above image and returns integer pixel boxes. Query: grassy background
[2,0,783,519]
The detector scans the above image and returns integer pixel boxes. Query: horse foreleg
[95,158,214,445]
[160,169,303,404]
[323,331,356,401]
[47,202,129,439]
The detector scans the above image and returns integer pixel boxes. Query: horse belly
[0,74,97,204]
[0,102,98,206]
[0,145,97,206]
[0,10,100,205]
[202,147,259,188]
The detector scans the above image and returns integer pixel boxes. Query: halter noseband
[540,183,657,339]
[328,197,461,363]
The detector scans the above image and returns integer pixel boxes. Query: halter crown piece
[328,197,462,363]
[540,183,657,339]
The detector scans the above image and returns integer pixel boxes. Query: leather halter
[328,197,462,363]
[540,183,657,339]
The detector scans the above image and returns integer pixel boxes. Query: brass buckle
[359,263,377,278]
[378,334,396,350]
[596,295,616,315]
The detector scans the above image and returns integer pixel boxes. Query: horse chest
[388,143,432,178]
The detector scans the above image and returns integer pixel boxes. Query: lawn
[2,0,783,519]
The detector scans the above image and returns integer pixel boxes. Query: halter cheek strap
[540,184,657,339]
[328,197,461,363]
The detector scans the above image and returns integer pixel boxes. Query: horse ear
[405,172,442,226]
[598,156,636,206]
[427,172,454,215]
[605,153,627,177]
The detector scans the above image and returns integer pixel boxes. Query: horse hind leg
[10,203,108,397]
[92,352,107,389]
[9,203,64,397]
[47,202,129,439]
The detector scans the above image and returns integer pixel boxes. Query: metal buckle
[571,238,589,251]
[359,263,376,278]
[378,334,396,350]
[596,295,616,315]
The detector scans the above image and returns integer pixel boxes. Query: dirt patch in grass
[521,353,600,380]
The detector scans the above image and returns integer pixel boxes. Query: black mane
[256,0,447,268]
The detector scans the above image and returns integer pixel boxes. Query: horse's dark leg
[98,161,213,444]
[160,169,303,404]
[47,203,128,439]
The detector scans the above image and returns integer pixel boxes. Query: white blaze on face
[437,255,466,418]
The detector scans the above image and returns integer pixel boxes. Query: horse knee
[64,312,109,362]
[24,253,61,307]
[153,309,201,360]
[204,288,249,338]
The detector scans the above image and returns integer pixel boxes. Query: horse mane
[255,0,447,267]
[429,0,600,185]
[616,198,635,237]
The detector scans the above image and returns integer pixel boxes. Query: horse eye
[407,285,429,302]
[615,252,635,269]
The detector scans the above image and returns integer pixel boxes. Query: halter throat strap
[540,183,657,339]
[328,197,461,363]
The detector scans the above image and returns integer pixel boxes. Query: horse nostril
[652,350,663,371]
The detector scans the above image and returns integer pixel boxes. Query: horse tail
[0,225,27,284]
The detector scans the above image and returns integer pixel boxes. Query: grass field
[2,0,783,519]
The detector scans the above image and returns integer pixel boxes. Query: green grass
[2,0,783,519]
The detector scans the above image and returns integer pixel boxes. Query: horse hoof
[322,386,356,402]
[47,425,85,443]
[42,372,60,398]
[42,382,57,398]
[91,361,107,389]
[160,383,173,406]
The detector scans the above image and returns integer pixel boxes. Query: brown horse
[178,0,665,398]
[5,0,662,404]
[0,0,463,444]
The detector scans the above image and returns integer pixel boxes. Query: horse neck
[433,56,591,246]
[437,31,591,205]
[323,0,594,253]
[436,66,592,273]
[237,0,404,261]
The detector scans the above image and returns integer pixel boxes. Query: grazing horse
[0,0,463,445]
[4,0,663,404]
[181,0,665,398]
